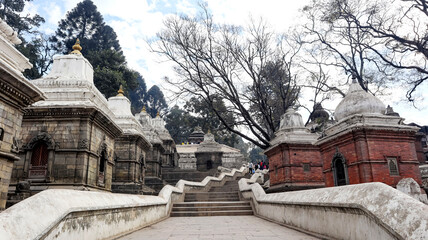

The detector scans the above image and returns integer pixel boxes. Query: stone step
[185,192,238,196]
[172,205,252,212]
[184,195,239,200]
[173,201,250,207]
[184,197,240,202]
[209,187,239,192]
[170,210,253,217]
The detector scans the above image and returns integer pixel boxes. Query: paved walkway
[119,216,318,240]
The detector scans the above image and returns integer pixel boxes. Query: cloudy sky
[24,0,427,125]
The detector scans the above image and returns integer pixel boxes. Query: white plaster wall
[239,176,428,240]
[0,166,248,240]
[0,190,169,240]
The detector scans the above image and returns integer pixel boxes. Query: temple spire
[117,85,124,96]
[141,106,146,113]
[70,38,82,55]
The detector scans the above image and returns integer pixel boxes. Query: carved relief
[23,132,55,150]
[78,139,89,149]
[11,136,20,152]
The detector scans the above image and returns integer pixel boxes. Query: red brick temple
[266,79,423,192]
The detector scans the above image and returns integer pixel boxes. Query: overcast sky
[24,0,427,125]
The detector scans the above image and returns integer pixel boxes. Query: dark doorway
[98,151,106,185]
[333,157,348,186]
[206,160,213,170]
[29,142,48,179]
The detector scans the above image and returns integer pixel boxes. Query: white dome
[279,108,304,129]
[334,81,385,121]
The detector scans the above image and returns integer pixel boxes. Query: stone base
[266,182,325,193]
[111,182,146,194]
[144,177,166,195]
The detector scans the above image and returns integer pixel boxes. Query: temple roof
[334,80,385,121]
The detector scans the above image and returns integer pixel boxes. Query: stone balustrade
[0,166,247,239]
[239,172,428,240]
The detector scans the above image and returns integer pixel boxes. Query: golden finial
[207,129,211,134]
[141,106,146,113]
[156,111,160,117]
[71,38,82,55]
[117,85,124,96]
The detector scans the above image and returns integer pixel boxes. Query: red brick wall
[319,128,422,187]
[415,133,425,164]
[266,143,324,188]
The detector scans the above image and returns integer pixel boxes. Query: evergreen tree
[164,105,193,144]
[184,96,237,146]
[164,96,240,147]
[144,85,167,117]
[50,0,137,98]
[129,73,147,114]
[0,0,44,36]
[49,0,119,55]
[0,0,48,79]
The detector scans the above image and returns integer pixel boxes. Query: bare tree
[302,0,395,95]
[338,0,428,101]
[304,0,428,101]
[151,6,300,149]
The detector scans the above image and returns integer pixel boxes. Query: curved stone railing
[0,166,247,240]
[239,176,428,240]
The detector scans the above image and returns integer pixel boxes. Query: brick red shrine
[266,80,423,192]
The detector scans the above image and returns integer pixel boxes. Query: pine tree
[50,0,137,98]
[49,0,119,55]
[0,0,44,36]
[129,73,147,114]
[144,85,167,117]
[0,0,48,79]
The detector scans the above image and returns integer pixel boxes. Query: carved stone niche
[78,139,89,149]
[23,132,56,181]
[23,132,56,150]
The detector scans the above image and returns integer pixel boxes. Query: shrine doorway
[332,153,349,186]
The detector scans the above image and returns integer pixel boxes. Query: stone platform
[119,216,318,240]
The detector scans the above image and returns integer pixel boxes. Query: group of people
[248,161,268,174]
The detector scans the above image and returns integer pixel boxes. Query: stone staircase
[170,177,253,217]
[161,167,216,186]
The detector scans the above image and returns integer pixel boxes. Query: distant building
[177,129,246,171]
[135,108,177,193]
[188,127,204,144]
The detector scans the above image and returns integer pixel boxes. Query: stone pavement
[119,216,319,240]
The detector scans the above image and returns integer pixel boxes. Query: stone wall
[145,144,162,178]
[239,175,428,240]
[222,152,245,169]
[11,108,119,193]
[0,65,44,210]
[177,152,196,170]
[0,101,22,209]
[112,135,148,194]
[420,164,428,190]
